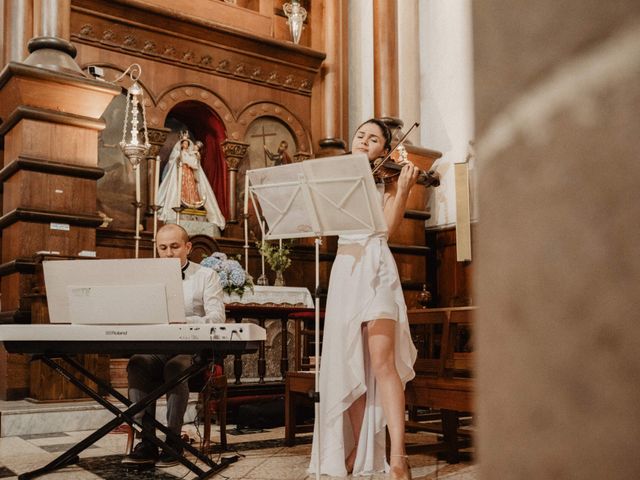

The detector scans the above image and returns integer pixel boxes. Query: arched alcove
[160,101,229,219]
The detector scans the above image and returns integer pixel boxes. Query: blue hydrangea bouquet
[201,252,254,297]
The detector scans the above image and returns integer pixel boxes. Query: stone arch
[236,101,312,155]
[150,84,235,130]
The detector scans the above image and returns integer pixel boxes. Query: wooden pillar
[373,0,399,119]
[221,140,248,225]
[32,0,70,39]
[0,12,119,397]
[3,0,34,64]
[22,0,83,76]
[316,0,347,156]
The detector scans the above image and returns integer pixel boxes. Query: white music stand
[246,153,386,478]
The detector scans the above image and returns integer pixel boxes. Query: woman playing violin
[310,118,419,479]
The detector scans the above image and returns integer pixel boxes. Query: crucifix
[251,125,277,167]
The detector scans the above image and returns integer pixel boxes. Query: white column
[418,0,475,229]
[347,0,374,138]
[397,0,421,127]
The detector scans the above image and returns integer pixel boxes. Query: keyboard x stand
[18,352,237,480]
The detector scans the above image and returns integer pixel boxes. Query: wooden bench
[405,307,475,463]
[284,371,316,446]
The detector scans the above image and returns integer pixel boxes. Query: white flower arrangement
[201,252,254,297]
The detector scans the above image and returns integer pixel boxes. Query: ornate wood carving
[70,2,325,96]
[221,140,249,224]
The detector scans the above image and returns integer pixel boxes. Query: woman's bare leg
[367,319,409,478]
[346,394,365,472]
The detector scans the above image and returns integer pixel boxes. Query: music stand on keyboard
[246,153,386,479]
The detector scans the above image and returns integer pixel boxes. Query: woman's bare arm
[382,163,420,237]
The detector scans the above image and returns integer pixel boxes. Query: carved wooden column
[3,0,34,64]
[317,0,347,156]
[373,0,400,119]
[0,0,119,399]
[22,0,84,77]
[145,127,170,221]
[221,140,248,225]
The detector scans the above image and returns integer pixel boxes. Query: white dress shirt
[182,261,226,323]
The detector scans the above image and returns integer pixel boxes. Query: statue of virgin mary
[156,133,226,230]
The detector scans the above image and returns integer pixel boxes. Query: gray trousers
[127,354,192,439]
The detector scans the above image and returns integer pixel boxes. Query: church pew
[405,307,475,463]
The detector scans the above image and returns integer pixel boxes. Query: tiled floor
[0,423,476,479]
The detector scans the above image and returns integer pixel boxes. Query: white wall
[347,0,475,229]
[419,0,475,229]
[398,0,421,127]
[347,0,374,143]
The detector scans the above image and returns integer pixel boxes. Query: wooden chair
[405,307,475,463]
[197,364,229,451]
[123,237,243,453]
[124,363,228,454]
[284,310,323,445]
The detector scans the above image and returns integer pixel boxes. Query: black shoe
[122,441,159,465]
[156,446,183,467]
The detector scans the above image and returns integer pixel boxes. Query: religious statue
[156,132,226,229]
[264,140,293,166]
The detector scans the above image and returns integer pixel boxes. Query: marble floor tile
[0,436,50,457]
[0,422,476,480]
[0,465,17,479]
[244,454,311,480]
[16,432,70,441]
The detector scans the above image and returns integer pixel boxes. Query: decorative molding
[221,140,249,164]
[70,6,324,96]
[146,126,170,158]
[0,105,106,137]
[0,61,119,95]
[0,155,105,187]
[0,208,104,230]
[0,258,38,277]
[294,152,311,162]
[153,84,235,129]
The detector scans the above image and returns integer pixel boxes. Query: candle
[244,174,250,216]
[135,165,141,203]
[261,218,266,276]
[244,174,250,272]
[154,155,161,204]
[244,216,249,273]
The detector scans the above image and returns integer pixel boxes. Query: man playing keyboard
[123,223,226,467]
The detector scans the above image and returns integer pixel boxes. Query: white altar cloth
[224,286,314,308]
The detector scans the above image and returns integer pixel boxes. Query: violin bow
[371,121,421,176]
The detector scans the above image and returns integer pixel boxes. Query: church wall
[69,0,323,241]
[418,0,475,230]
[0,0,325,399]
[475,1,640,478]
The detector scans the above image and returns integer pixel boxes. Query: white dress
[156,139,226,230]
[310,185,417,477]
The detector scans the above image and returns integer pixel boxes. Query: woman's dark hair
[355,118,393,152]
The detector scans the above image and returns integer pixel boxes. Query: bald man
[124,224,225,467]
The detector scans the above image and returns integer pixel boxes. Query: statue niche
[156,131,225,230]
[156,101,229,236]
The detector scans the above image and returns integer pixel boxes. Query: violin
[370,122,440,188]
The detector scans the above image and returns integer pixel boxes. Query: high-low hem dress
[309,195,417,477]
